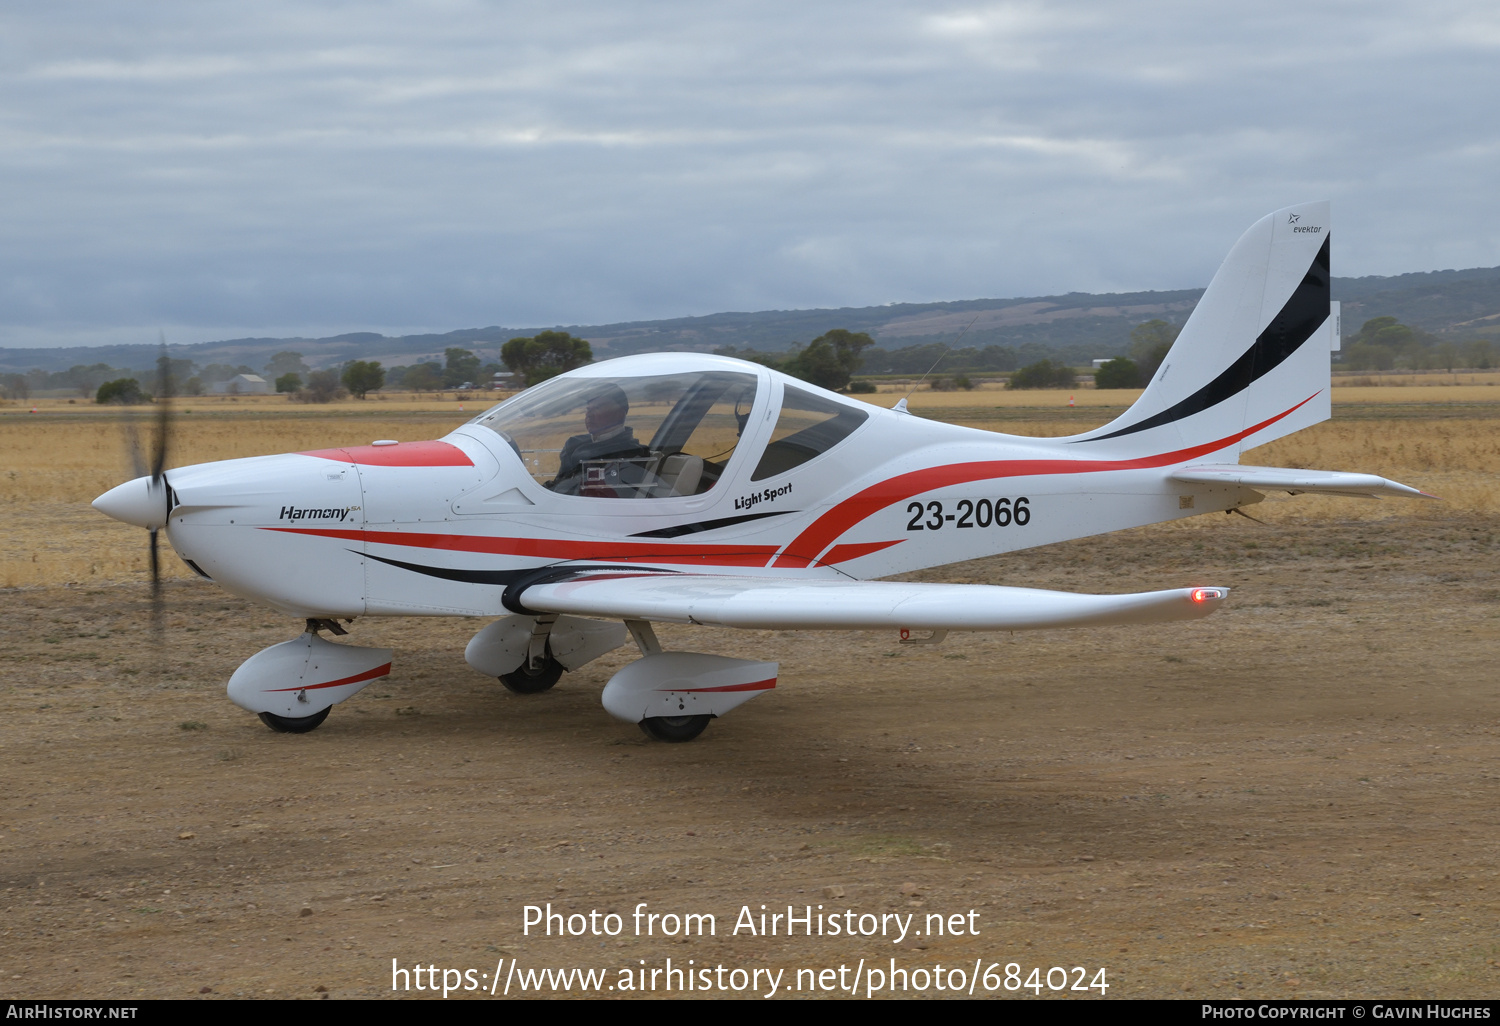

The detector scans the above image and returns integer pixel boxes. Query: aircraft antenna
[897,312,981,412]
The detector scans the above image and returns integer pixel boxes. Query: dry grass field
[3,388,1499,1001]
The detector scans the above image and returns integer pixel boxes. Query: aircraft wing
[1170,464,1435,499]
[513,571,1227,631]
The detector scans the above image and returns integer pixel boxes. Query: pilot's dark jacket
[549,425,651,493]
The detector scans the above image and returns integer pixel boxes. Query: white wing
[515,571,1227,631]
[1170,463,1434,499]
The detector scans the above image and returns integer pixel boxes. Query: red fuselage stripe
[820,540,904,564]
[265,527,782,566]
[771,393,1320,567]
[264,662,392,693]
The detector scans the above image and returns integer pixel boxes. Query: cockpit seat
[655,453,704,496]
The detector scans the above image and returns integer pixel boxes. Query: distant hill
[4,265,1498,375]
[1334,266,1500,337]
[580,288,1207,364]
[0,327,520,377]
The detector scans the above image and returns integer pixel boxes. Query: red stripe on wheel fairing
[659,677,777,693]
[264,662,392,693]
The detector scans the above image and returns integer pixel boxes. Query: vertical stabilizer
[1073,201,1333,460]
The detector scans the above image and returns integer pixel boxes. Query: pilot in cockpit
[546,384,651,494]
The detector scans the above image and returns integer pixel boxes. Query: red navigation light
[1190,588,1223,604]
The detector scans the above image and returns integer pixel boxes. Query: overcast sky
[3,0,1498,348]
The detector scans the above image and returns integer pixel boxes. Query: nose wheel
[638,714,711,742]
[258,708,331,733]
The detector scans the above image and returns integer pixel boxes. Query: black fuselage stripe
[362,552,683,593]
[630,509,797,539]
[1082,234,1331,442]
[363,552,525,586]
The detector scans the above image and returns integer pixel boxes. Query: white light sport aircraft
[94,201,1429,741]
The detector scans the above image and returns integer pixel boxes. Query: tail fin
[1073,201,1334,460]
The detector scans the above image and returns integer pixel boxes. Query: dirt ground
[4,508,1499,1000]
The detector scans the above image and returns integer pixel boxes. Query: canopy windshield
[470,370,759,499]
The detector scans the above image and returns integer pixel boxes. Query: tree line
[1338,316,1494,371]
[717,323,1175,392]
[12,311,1487,406]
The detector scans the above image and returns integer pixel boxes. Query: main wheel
[499,654,564,694]
[639,714,711,743]
[258,708,331,733]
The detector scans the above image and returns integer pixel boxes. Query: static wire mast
[92,201,1432,742]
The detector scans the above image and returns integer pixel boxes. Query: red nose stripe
[299,441,473,467]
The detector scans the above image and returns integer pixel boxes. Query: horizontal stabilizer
[517,572,1228,632]
[1170,464,1435,499]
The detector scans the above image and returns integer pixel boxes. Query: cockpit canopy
[469,358,870,500]
[471,369,758,498]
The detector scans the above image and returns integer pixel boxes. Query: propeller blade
[124,419,148,480]
[150,339,173,483]
[149,526,163,640]
[147,336,174,649]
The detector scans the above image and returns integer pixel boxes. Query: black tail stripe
[1081,234,1330,443]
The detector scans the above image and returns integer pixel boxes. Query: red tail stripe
[772,393,1319,568]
